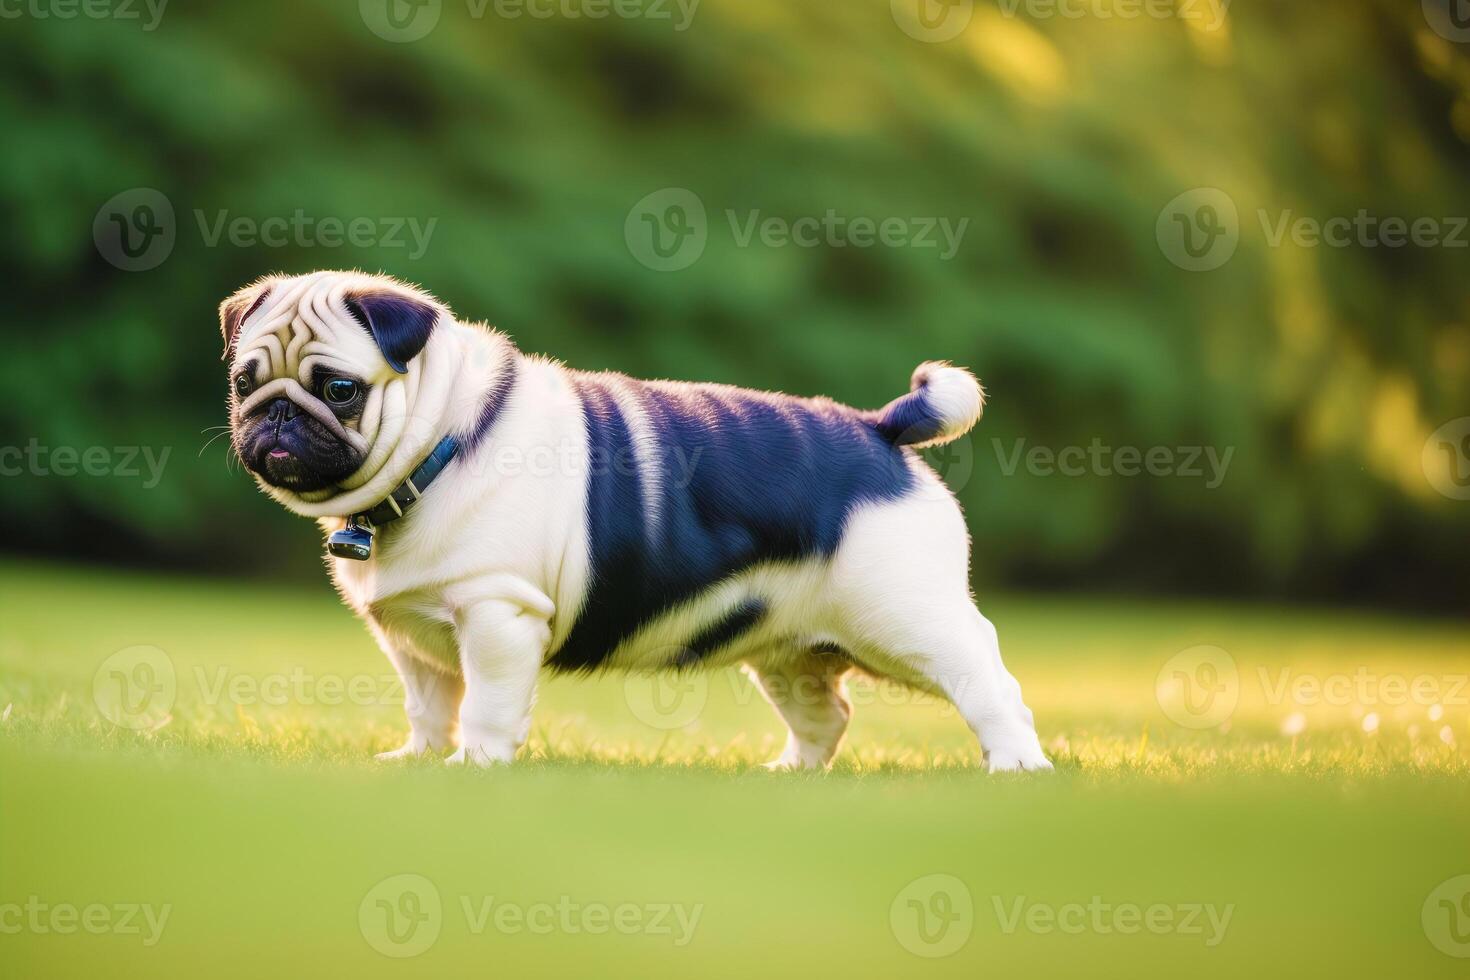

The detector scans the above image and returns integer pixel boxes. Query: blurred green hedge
[1,0,1467,609]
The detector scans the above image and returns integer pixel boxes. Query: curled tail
[869,361,984,448]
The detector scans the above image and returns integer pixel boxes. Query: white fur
[909,360,984,448]
[224,272,1048,772]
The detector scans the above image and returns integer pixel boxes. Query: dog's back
[548,364,984,673]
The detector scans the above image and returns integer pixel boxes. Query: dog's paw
[761,740,834,772]
[375,745,425,762]
[985,742,1054,774]
[445,743,516,767]
[761,757,827,773]
[987,731,1058,775]
[375,734,447,761]
[373,734,435,758]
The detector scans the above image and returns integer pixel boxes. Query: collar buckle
[326,435,460,562]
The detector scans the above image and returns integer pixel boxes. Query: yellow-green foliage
[1,1,1467,603]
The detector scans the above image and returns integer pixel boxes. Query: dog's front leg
[445,597,549,766]
[370,629,464,760]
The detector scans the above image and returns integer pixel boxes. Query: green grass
[1,560,1468,978]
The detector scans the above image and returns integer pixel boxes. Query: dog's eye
[323,378,360,405]
[233,373,253,399]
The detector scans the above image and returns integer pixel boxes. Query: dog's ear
[343,290,440,374]
[219,281,274,362]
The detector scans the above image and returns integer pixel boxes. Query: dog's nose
[265,398,299,423]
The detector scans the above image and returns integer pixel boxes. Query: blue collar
[327,435,459,561]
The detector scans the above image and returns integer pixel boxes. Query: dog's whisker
[197,429,232,459]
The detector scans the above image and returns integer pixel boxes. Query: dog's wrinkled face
[222,271,444,510]
[231,363,369,492]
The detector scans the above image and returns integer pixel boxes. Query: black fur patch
[547,373,915,673]
[673,598,769,668]
[343,291,439,373]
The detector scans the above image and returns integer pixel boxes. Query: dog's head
[222,271,449,516]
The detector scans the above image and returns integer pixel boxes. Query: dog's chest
[330,557,379,618]
[331,557,463,665]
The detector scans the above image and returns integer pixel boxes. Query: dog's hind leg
[744,649,854,771]
[831,495,1051,773]
[928,608,1049,772]
[852,603,1049,773]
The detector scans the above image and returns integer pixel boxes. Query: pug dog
[223,270,1050,772]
